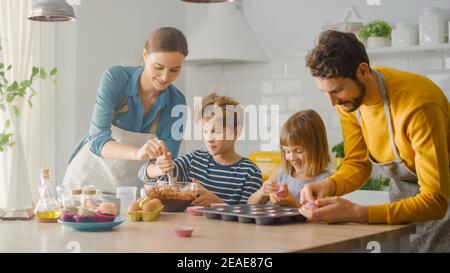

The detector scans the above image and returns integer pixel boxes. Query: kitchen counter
[0,213,415,253]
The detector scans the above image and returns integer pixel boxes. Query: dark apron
[355,71,450,253]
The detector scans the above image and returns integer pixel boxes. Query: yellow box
[248,151,281,181]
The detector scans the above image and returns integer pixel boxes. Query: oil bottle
[35,168,61,223]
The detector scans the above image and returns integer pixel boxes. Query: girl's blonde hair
[280,109,330,177]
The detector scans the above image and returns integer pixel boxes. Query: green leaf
[0,104,5,111]
[5,119,10,128]
[6,94,14,103]
[39,68,47,78]
[0,63,4,69]
[21,79,32,88]
[10,81,19,91]
[6,65,11,71]
[27,100,33,107]
[0,146,4,152]
[49,67,58,76]
[9,141,16,147]
[32,66,39,78]
[13,105,20,116]
[52,79,58,86]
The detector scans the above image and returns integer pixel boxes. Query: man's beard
[339,79,366,112]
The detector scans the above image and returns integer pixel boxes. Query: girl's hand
[261,180,279,196]
[156,152,174,174]
[135,138,167,160]
[269,184,300,208]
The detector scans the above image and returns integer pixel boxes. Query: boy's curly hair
[195,93,244,130]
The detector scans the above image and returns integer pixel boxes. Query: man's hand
[298,196,368,223]
[300,178,336,205]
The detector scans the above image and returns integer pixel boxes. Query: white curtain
[0,0,56,209]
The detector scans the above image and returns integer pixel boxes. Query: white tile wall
[183,51,450,157]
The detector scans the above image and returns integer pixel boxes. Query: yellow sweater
[331,66,449,224]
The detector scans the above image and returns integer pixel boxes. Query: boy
[138,93,262,206]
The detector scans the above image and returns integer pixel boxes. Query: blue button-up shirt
[69,66,186,162]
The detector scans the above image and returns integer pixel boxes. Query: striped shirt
[138,150,262,205]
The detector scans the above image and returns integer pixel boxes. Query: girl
[248,109,331,207]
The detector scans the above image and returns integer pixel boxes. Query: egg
[142,198,162,212]
[139,197,151,209]
[128,201,141,212]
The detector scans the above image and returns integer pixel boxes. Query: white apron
[63,101,160,194]
[356,71,450,253]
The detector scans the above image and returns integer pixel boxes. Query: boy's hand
[192,178,223,206]
[269,184,300,208]
[261,179,279,196]
[156,152,174,174]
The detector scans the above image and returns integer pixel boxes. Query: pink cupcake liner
[173,226,194,238]
[73,214,96,223]
[61,212,76,222]
[95,212,116,222]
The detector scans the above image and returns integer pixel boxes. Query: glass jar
[81,186,97,209]
[69,188,82,208]
[419,7,445,45]
[392,23,418,47]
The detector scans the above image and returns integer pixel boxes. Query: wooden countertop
[0,213,415,253]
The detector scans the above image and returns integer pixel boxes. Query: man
[299,30,449,253]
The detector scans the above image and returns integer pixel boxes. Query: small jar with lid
[69,188,82,208]
[419,7,445,45]
[81,186,97,209]
[392,23,418,47]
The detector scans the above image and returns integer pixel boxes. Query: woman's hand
[299,178,336,205]
[156,152,174,174]
[135,138,167,160]
[298,196,368,223]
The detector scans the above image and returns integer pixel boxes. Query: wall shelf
[367,43,450,55]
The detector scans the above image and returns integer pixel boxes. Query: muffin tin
[196,204,306,225]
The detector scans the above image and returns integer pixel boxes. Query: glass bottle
[34,168,61,223]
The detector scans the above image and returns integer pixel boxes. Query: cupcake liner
[95,213,116,222]
[61,212,76,222]
[74,214,96,223]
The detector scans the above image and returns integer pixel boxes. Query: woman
[63,27,188,193]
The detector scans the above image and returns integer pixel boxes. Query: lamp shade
[182,0,234,3]
[28,0,76,22]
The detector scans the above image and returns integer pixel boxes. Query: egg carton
[197,204,306,225]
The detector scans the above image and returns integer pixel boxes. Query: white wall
[183,0,450,158]
[55,0,186,184]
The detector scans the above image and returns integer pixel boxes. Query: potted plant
[358,20,392,48]
[0,45,57,152]
[331,141,344,170]
[361,175,391,191]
